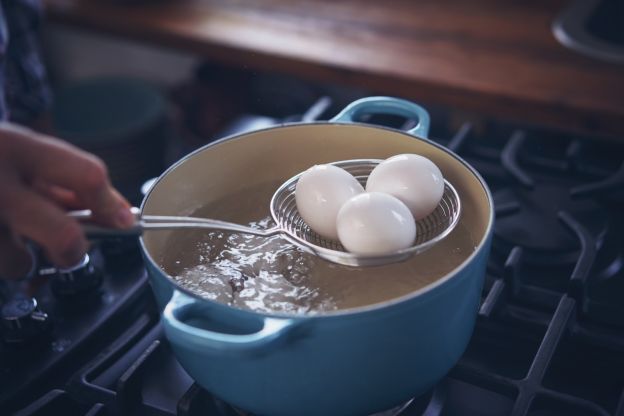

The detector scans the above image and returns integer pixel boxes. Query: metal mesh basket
[271,159,461,267]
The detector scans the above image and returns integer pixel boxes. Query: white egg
[336,192,416,255]
[366,154,444,220]
[295,164,364,240]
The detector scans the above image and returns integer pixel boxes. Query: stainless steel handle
[67,207,142,238]
[67,208,281,239]
[66,207,142,221]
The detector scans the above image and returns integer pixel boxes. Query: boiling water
[160,182,477,314]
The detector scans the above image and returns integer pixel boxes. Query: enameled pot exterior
[140,97,494,416]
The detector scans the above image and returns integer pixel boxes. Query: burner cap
[493,183,608,262]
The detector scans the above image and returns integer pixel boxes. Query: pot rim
[139,121,495,319]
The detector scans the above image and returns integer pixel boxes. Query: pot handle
[331,96,431,138]
[162,290,300,356]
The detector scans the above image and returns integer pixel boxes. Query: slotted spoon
[71,159,461,267]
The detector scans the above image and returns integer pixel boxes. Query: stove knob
[1,296,49,344]
[50,253,102,297]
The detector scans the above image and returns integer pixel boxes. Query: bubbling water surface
[160,182,477,314]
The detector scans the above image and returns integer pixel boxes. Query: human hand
[0,123,135,278]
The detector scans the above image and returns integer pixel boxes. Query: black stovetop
[2,114,624,416]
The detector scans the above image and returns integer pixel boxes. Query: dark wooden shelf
[45,0,624,138]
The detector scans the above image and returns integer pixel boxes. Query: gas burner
[493,183,608,265]
[4,100,624,416]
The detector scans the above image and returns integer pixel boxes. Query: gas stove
[2,110,624,416]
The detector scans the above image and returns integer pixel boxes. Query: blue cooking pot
[140,97,494,416]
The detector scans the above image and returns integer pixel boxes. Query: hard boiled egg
[336,192,416,255]
[366,154,444,220]
[295,164,364,240]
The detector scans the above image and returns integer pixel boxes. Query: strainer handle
[140,216,281,237]
[68,208,282,238]
[331,96,430,138]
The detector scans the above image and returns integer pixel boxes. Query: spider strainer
[73,159,461,267]
[269,159,461,267]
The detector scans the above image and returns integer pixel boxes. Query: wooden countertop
[45,0,624,138]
